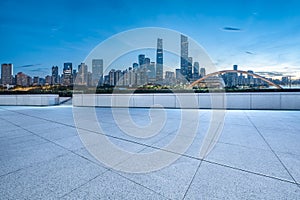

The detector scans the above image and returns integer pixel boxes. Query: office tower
[128,67,137,87]
[165,71,175,85]
[282,76,290,86]
[180,35,188,79]
[15,72,29,86]
[193,62,199,79]
[63,62,73,86]
[73,69,77,82]
[1,63,13,85]
[87,72,92,86]
[233,65,238,71]
[187,57,193,80]
[247,70,254,86]
[138,54,145,67]
[51,66,59,85]
[115,70,122,86]
[109,69,116,86]
[33,76,39,85]
[77,63,88,85]
[103,75,110,86]
[156,38,163,82]
[144,57,150,66]
[200,68,206,77]
[92,59,103,86]
[122,69,128,86]
[45,75,52,85]
[132,63,138,69]
[148,62,156,83]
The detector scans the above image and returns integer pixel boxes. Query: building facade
[156,38,163,82]
[1,63,13,85]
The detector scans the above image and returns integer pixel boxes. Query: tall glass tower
[1,63,12,85]
[156,38,163,82]
[92,59,103,86]
[51,66,59,85]
[63,62,73,86]
[180,35,188,79]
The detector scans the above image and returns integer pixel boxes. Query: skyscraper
[233,65,238,71]
[200,68,206,77]
[180,35,188,79]
[193,62,200,79]
[156,38,163,82]
[187,57,193,80]
[138,54,145,67]
[92,59,103,86]
[51,66,59,85]
[1,63,13,85]
[132,63,138,69]
[63,62,73,86]
[148,61,156,82]
[77,63,88,85]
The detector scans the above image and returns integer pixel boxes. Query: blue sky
[1,0,300,78]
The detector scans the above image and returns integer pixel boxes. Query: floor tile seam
[110,169,172,200]
[2,113,297,188]
[92,134,300,186]
[216,141,274,152]
[245,112,299,185]
[202,158,299,184]
[0,107,76,129]
[0,168,23,178]
[0,153,69,179]
[107,130,181,174]
[0,116,111,173]
[182,160,203,200]
[2,108,299,186]
[0,107,176,151]
[58,172,107,199]
[58,161,170,200]
[128,144,300,187]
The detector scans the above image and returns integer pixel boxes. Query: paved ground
[0,105,300,199]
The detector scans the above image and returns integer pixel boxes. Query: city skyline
[0,0,300,79]
[0,34,298,88]
[2,31,297,86]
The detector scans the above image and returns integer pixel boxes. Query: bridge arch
[189,69,283,89]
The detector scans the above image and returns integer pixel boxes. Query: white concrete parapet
[0,95,59,106]
[73,92,300,110]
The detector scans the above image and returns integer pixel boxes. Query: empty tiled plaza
[0,104,300,199]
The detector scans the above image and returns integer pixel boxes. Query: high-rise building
[51,66,59,85]
[200,68,206,77]
[138,54,145,67]
[247,70,254,86]
[165,71,175,85]
[156,38,163,82]
[115,70,122,86]
[180,35,188,79]
[92,59,103,86]
[148,62,156,82]
[63,62,73,86]
[132,63,138,69]
[33,76,39,85]
[193,62,200,79]
[77,63,88,85]
[45,75,52,85]
[15,72,29,86]
[233,65,238,71]
[144,57,150,66]
[109,69,116,86]
[187,57,193,80]
[87,72,92,86]
[1,63,13,85]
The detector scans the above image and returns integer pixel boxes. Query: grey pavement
[0,105,300,199]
